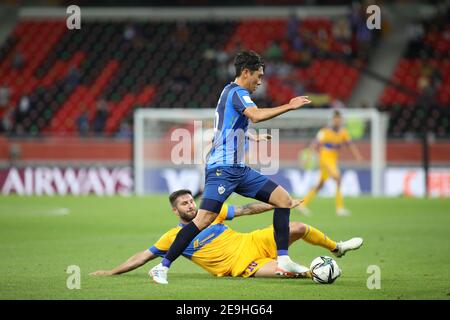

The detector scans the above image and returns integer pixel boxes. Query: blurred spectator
[66,65,80,88]
[333,17,352,57]
[407,21,424,44]
[417,60,442,103]
[0,107,14,133]
[0,85,10,108]
[15,95,30,125]
[115,120,132,139]
[76,105,89,137]
[333,18,352,43]
[287,13,300,45]
[12,51,25,70]
[264,41,283,62]
[92,100,109,136]
[273,61,293,78]
[349,2,373,62]
[171,22,190,50]
[315,28,331,57]
[298,48,312,68]
[123,23,136,41]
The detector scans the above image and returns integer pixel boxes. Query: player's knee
[270,192,293,208]
[193,211,216,230]
[280,197,293,209]
[290,222,306,237]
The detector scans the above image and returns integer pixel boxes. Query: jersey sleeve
[232,89,256,115]
[316,129,326,144]
[212,203,235,224]
[148,229,177,257]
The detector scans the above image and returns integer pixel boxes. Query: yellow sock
[336,187,344,210]
[302,224,337,251]
[302,188,317,206]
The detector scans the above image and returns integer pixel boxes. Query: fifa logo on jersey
[218,185,226,195]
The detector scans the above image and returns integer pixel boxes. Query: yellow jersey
[316,126,351,163]
[149,204,277,277]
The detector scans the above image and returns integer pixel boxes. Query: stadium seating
[378,12,450,138]
[0,17,365,136]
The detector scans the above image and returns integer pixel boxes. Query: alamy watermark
[366,265,381,290]
[66,265,81,289]
[66,5,81,30]
[366,5,381,30]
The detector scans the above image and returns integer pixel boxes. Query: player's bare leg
[192,209,218,229]
[150,209,218,284]
[253,261,311,279]
[252,221,363,279]
[254,221,314,278]
[289,221,363,258]
[298,180,324,216]
[332,173,350,216]
[267,185,309,275]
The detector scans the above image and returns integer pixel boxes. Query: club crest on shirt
[216,169,222,176]
[218,185,226,195]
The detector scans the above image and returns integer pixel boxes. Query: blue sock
[273,208,290,255]
[161,258,172,268]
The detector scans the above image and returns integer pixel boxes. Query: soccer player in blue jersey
[151,50,312,284]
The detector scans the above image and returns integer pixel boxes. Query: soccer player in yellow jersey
[90,189,363,279]
[299,110,363,216]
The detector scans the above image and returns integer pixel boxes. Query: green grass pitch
[0,195,449,300]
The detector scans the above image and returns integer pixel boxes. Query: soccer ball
[310,256,341,284]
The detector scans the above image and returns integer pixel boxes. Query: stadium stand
[0,16,366,136]
[0,7,447,139]
[378,9,450,138]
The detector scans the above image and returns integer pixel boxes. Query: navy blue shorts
[200,166,279,213]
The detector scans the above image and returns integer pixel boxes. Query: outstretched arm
[243,96,311,123]
[347,142,363,162]
[233,200,302,218]
[90,250,156,276]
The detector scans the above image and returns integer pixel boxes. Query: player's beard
[179,209,197,222]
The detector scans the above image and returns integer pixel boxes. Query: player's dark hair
[169,189,193,207]
[333,110,342,118]
[234,50,265,77]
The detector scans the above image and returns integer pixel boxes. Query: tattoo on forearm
[238,202,274,216]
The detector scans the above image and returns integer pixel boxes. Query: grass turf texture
[0,195,449,300]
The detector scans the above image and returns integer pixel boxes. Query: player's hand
[289,96,311,110]
[257,134,272,142]
[89,270,113,276]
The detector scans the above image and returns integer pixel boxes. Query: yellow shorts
[319,159,340,181]
[230,226,277,278]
